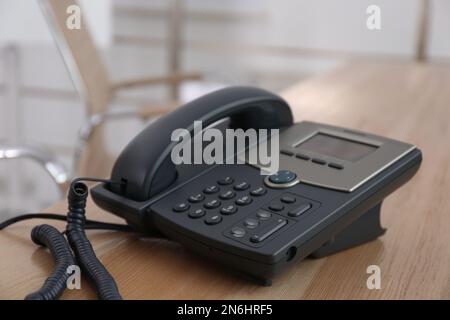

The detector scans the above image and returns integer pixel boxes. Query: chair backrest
[39,0,111,115]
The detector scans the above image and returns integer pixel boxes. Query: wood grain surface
[1,62,449,299]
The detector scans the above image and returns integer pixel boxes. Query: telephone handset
[92,86,422,285]
[109,86,293,201]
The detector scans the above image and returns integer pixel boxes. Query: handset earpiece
[110,86,293,201]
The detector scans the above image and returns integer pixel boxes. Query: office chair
[39,0,202,177]
[0,144,68,196]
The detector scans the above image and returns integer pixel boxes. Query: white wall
[0,0,113,47]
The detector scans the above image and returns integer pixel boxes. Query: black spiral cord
[25,224,75,300]
[0,177,135,300]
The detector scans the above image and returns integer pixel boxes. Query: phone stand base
[309,202,386,258]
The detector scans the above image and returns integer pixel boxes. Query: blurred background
[0,0,449,217]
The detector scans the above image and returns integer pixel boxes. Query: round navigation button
[269,170,297,184]
[264,170,299,189]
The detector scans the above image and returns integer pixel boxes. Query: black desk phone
[90,86,422,285]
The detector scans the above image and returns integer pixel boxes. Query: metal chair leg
[0,145,69,196]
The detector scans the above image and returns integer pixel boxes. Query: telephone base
[309,202,386,258]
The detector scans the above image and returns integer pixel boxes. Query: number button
[173,202,190,212]
[236,195,252,206]
[204,199,221,209]
[188,209,206,219]
[234,182,250,191]
[218,177,234,185]
[219,190,235,200]
[205,215,222,225]
[250,187,267,196]
[188,193,205,203]
[203,185,219,194]
[220,205,237,215]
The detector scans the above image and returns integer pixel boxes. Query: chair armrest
[0,145,69,195]
[111,72,202,92]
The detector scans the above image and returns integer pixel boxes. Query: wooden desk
[1,63,450,299]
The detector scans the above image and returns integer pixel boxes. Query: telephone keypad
[163,174,320,247]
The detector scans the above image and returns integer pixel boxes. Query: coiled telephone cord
[0,178,135,300]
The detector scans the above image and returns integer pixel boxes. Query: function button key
[219,190,236,200]
[203,185,220,194]
[280,150,294,156]
[256,210,272,220]
[311,158,326,165]
[236,195,253,206]
[221,205,238,215]
[188,193,205,203]
[230,227,246,238]
[250,218,287,243]
[328,162,344,170]
[205,214,222,225]
[288,203,312,217]
[268,203,284,212]
[218,177,234,185]
[188,208,206,219]
[295,153,310,160]
[173,202,190,212]
[244,218,259,229]
[204,199,221,209]
[234,182,250,191]
[250,187,267,197]
[280,195,296,204]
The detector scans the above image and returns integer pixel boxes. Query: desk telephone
[2,86,422,298]
[92,86,421,283]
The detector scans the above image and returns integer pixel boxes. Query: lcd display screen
[296,133,378,162]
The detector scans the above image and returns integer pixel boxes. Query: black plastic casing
[91,147,422,283]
